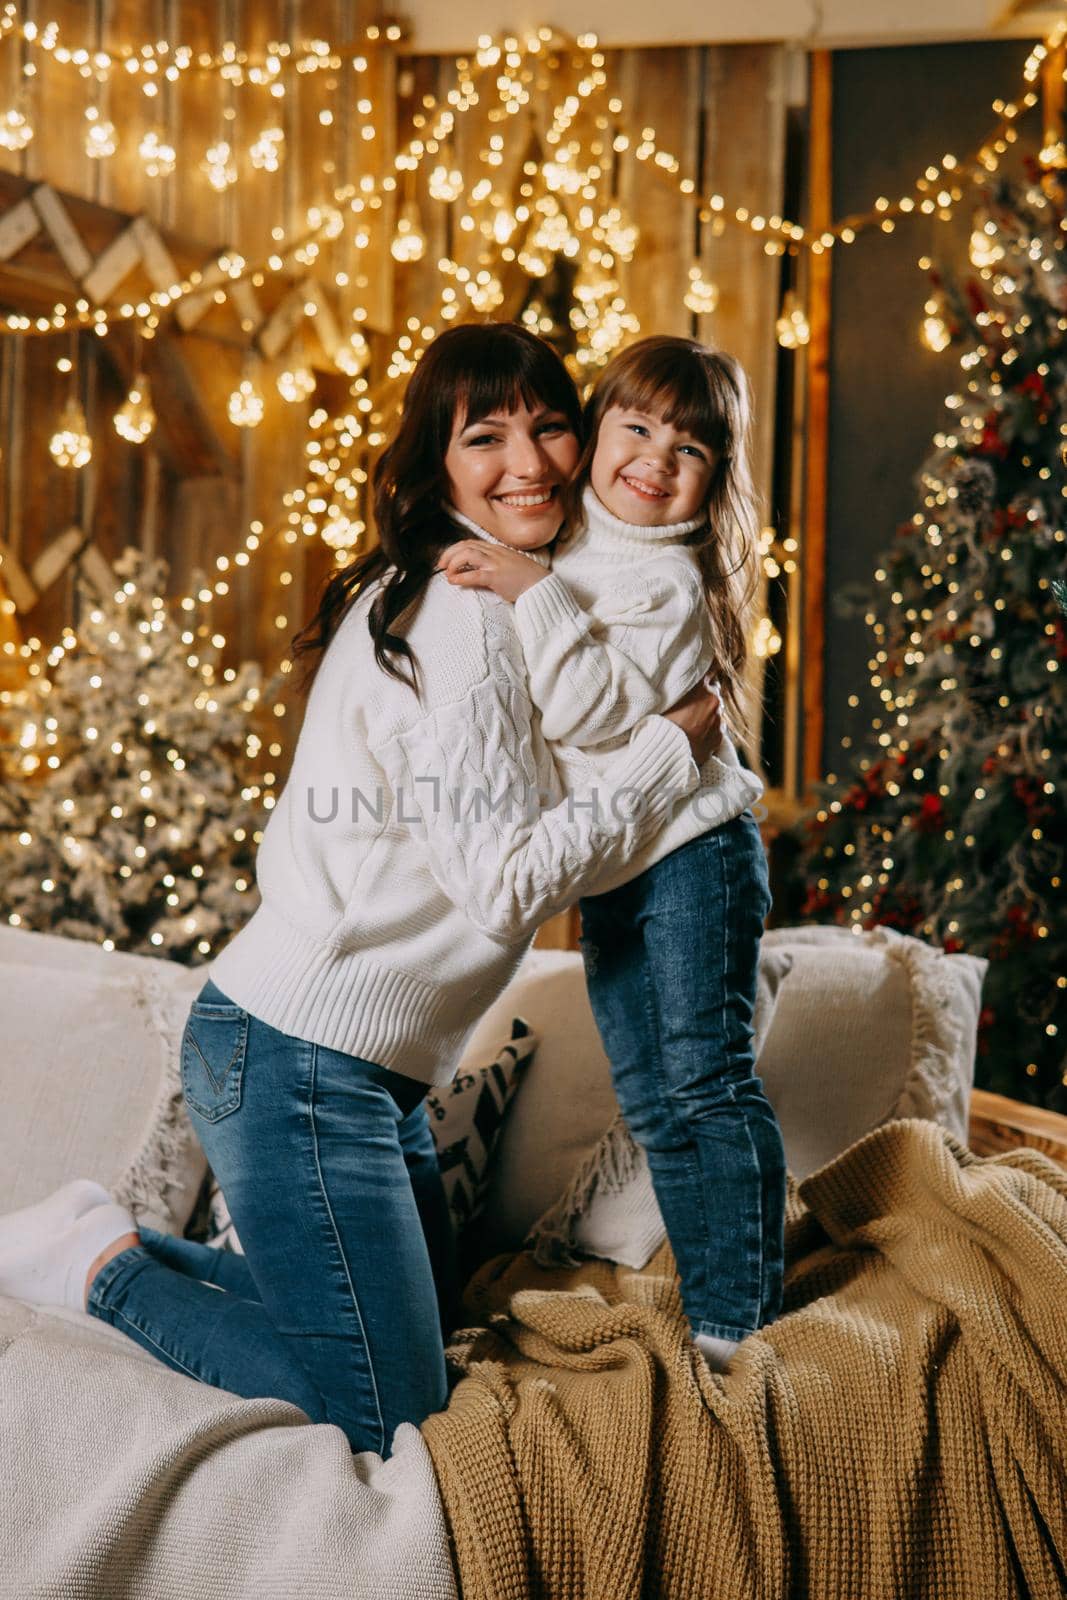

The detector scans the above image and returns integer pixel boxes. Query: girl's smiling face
[443,401,580,551]
[590,405,717,526]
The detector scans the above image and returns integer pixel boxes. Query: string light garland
[1,18,1061,356]
[6,25,557,699]
[12,15,1056,646]
[0,5,404,92]
[5,16,1066,824]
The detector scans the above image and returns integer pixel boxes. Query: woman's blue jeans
[87,979,458,1457]
[578,811,786,1343]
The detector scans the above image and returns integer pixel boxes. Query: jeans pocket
[181,1000,249,1124]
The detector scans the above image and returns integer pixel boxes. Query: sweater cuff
[627,714,701,808]
[514,572,586,642]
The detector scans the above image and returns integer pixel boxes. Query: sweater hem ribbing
[207,902,470,1085]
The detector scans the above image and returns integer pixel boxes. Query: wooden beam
[968,1087,1067,1170]
[31,185,93,283]
[0,199,41,263]
[802,50,832,793]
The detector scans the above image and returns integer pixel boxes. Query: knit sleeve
[512,569,713,747]
[367,670,699,943]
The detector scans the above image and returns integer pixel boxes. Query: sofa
[2,919,1066,1598]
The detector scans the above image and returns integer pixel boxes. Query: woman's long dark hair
[289,322,583,697]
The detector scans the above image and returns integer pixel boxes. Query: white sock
[0,1197,138,1311]
[0,1178,111,1256]
[694,1332,740,1373]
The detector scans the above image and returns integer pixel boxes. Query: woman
[0,324,720,1457]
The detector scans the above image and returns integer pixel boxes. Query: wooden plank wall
[0,8,789,823]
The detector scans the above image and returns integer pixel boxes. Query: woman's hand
[436,540,548,603]
[663,679,723,766]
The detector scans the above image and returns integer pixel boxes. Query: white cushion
[757,925,985,1179]
[0,926,207,1232]
[464,950,621,1255]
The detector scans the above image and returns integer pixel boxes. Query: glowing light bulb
[277,363,315,402]
[492,208,516,245]
[139,128,175,177]
[84,109,117,159]
[776,291,810,349]
[467,274,503,313]
[322,514,361,551]
[968,217,1003,271]
[113,374,156,443]
[227,376,264,427]
[202,139,237,192]
[391,199,427,263]
[334,331,370,376]
[428,165,463,202]
[920,297,952,352]
[250,126,284,172]
[49,397,92,469]
[753,614,782,657]
[684,266,719,315]
[0,107,33,151]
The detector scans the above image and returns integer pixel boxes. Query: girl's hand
[436,540,548,603]
[663,680,723,766]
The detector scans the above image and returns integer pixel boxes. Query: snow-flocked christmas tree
[789,169,1066,1111]
[0,547,273,964]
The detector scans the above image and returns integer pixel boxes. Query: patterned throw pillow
[187,1018,538,1253]
[427,1018,538,1232]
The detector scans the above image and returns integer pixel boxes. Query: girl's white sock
[694,1332,740,1373]
[0,1178,111,1256]
[0,1192,138,1311]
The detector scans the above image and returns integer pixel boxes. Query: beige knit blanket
[423,1118,1067,1600]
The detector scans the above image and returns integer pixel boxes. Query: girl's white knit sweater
[209,535,700,1085]
[508,485,764,896]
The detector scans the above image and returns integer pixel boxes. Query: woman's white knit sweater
[509,485,764,896]
[209,531,700,1085]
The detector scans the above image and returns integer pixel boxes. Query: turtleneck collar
[580,482,707,549]
[443,504,553,569]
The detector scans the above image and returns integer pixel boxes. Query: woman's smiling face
[590,405,716,526]
[443,401,581,551]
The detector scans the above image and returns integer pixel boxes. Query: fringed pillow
[0,935,206,1235]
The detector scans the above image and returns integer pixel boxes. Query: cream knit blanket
[423,1118,1067,1599]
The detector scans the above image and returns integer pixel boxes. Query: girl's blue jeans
[87,979,458,1457]
[578,810,786,1343]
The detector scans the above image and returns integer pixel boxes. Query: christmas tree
[790,168,1066,1111]
[0,547,273,964]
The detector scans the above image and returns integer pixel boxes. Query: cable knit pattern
[511,484,764,895]
[209,570,698,1084]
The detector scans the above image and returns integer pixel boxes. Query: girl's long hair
[289,322,583,697]
[568,335,762,743]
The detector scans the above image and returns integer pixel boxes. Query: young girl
[439,334,786,1368]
